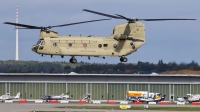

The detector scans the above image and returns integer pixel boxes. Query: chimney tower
[16,4,19,60]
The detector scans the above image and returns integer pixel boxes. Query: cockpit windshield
[36,40,45,45]
[37,40,41,45]
[41,41,45,45]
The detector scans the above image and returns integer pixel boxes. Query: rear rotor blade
[115,14,134,22]
[4,22,41,29]
[83,9,196,22]
[51,18,111,28]
[139,19,196,21]
[83,9,122,19]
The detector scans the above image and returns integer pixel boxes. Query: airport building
[0,73,200,102]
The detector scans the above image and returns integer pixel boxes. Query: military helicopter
[4,9,195,63]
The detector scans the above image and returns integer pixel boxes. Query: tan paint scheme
[35,22,146,58]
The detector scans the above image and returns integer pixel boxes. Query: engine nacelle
[114,34,127,40]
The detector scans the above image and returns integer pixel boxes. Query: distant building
[0,73,200,102]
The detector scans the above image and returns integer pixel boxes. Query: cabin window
[103,44,108,47]
[113,44,117,48]
[46,31,50,33]
[98,44,102,48]
[53,43,57,47]
[68,43,72,47]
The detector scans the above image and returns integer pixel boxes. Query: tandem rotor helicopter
[4,9,196,63]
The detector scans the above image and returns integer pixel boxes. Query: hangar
[0,73,200,102]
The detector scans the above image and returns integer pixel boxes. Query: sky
[0,0,199,64]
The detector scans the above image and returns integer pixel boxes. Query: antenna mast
[16,4,19,60]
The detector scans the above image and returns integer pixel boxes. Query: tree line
[0,60,199,74]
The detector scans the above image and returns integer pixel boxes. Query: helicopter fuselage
[34,36,143,57]
[32,22,146,62]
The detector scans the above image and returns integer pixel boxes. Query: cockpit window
[37,40,45,45]
[41,41,45,45]
[113,29,115,34]
[37,40,41,45]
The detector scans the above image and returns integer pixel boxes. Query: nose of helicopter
[31,45,38,52]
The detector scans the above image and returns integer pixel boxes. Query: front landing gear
[69,56,77,63]
[120,57,128,62]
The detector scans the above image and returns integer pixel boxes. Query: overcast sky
[0,0,199,64]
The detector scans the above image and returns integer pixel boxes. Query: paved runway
[0,103,200,112]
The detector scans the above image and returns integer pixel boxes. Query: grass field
[161,70,200,74]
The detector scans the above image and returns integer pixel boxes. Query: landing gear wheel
[69,56,77,63]
[120,57,123,62]
[120,57,128,62]
[72,59,77,63]
[123,57,128,62]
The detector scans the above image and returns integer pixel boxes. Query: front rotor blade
[139,19,196,21]
[51,18,111,28]
[83,9,122,19]
[4,22,41,29]
[16,28,40,29]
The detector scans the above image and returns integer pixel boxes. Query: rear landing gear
[69,56,77,63]
[120,57,128,62]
